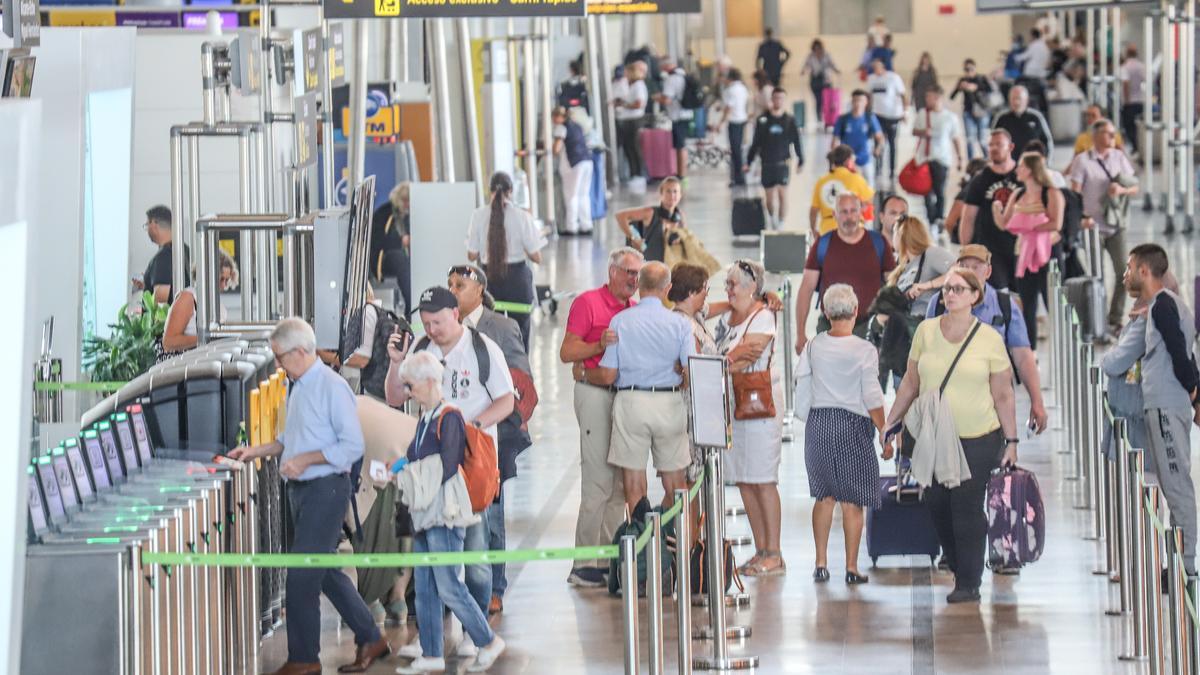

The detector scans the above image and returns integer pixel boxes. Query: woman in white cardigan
[797,284,888,585]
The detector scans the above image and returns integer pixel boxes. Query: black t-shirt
[143,242,190,301]
[963,166,1019,258]
[757,40,787,76]
[951,75,990,116]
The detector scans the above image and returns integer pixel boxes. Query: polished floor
[259,124,1200,673]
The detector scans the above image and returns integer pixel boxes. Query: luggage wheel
[870,557,878,567]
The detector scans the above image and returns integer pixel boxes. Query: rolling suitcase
[792,101,806,130]
[639,127,678,180]
[1064,228,1108,341]
[590,149,608,221]
[731,188,766,236]
[821,88,842,128]
[866,467,941,566]
[986,466,1046,571]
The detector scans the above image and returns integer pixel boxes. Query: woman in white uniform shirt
[467,172,545,349]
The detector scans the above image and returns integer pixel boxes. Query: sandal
[736,551,765,577]
[745,552,787,577]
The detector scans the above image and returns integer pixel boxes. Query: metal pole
[1089,367,1105,530]
[1121,447,1149,661]
[1077,347,1095,509]
[1146,484,1166,675]
[1163,1,1176,232]
[674,487,693,675]
[597,16,618,187]
[400,19,411,82]
[236,131,254,330]
[259,0,275,213]
[1111,419,1131,606]
[620,535,640,675]
[1181,0,1195,233]
[187,134,202,309]
[521,35,539,218]
[646,511,664,675]
[321,20,337,208]
[1087,10,1096,105]
[1075,342,1088,484]
[1144,12,1156,213]
[1098,454,1117,575]
[780,277,794,443]
[540,19,556,227]
[387,19,402,82]
[713,0,727,60]
[350,20,371,188]
[170,132,185,308]
[1113,8,1122,132]
[201,42,217,126]
[1168,526,1188,675]
[1099,8,1109,108]
[458,17,484,201]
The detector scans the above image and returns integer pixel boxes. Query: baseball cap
[417,286,458,313]
[448,263,488,288]
[957,244,992,264]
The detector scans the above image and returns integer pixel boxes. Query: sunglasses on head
[448,265,483,284]
[735,260,758,282]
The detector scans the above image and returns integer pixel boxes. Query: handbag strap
[938,320,983,395]
[743,305,774,371]
[923,109,932,157]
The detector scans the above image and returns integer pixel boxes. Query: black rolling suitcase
[1064,228,1108,342]
[865,459,941,566]
[732,189,766,236]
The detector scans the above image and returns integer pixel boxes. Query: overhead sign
[327,22,345,88]
[586,0,698,13]
[293,27,321,97]
[3,0,41,47]
[323,0,584,19]
[295,92,319,168]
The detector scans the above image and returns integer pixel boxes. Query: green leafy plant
[82,292,170,382]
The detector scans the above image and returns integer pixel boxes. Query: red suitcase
[821,88,842,129]
[639,128,678,180]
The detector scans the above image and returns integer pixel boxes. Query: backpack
[359,305,411,399]
[607,498,674,597]
[815,230,887,293]
[680,72,704,109]
[434,407,500,513]
[1018,185,1084,252]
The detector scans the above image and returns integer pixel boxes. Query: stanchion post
[674,488,693,675]
[1167,527,1188,675]
[1090,366,1106,538]
[646,511,665,675]
[621,535,640,675]
[1110,419,1130,599]
[1048,260,1059,405]
[1074,341,1088,483]
[1145,485,1166,675]
[1121,448,1149,661]
[780,278,795,442]
[1077,348,1096,509]
[1097,456,1117,575]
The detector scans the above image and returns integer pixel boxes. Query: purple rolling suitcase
[866,473,941,566]
[986,466,1046,570]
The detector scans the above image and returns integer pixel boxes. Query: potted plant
[82,292,170,383]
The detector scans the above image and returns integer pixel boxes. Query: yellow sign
[374,0,401,16]
[48,10,116,26]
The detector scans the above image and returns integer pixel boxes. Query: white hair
[728,260,765,296]
[608,246,644,268]
[270,317,316,355]
[822,284,859,322]
[399,350,444,386]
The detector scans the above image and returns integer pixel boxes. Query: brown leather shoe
[489,594,504,615]
[337,637,391,673]
[266,662,322,675]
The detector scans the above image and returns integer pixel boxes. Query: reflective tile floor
[260,129,1200,673]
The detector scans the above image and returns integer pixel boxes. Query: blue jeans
[463,509,492,615]
[487,493,508,597]
[963,113,990,160]
[413,526,496,658]
[285,475,381,664]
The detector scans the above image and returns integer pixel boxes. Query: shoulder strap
[867,230,887,281]
[938,320,983,395]
[744,306,774,370]
[468,327,493,398]
[914,251,928,284]
[1093,152,1116,182]
[816,231,834,268]
[414,335,431,353]
[995,290,1013,327]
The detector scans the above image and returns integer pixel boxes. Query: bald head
[1009,85,1028,112]
[638,261,672,297]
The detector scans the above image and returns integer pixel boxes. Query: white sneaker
[456,638,479,658]
[447,616,463,650]
[467,635,506,672]
[396,655,445,673]
[398,633,423,660]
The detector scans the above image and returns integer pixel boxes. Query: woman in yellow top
[809,144,874,238]
[883,267,1018,605]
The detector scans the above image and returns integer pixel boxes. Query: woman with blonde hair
[993,151,1064,344]
[888,216,957,319]
[161,249,237,354]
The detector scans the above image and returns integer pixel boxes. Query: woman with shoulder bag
[883,267,1018,604]
[714,259,785,576]
[796,284,888,585]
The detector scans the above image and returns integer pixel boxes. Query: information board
[327,22,346,88]
[323,0,584,20]
[295,92,319,168]
[688,355,731,449]
[293,27,322,96]
[586,0,699,15]
[3,0,40,48]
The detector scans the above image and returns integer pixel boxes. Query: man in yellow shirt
[809,144,875,238]
[1073,104,1124,155]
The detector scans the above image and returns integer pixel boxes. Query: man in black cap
[384,285,514,658]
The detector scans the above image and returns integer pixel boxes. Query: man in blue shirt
[232,317,389,675]
[924,244,1049,433]
[595,261,696,512]
[832,89,885,189]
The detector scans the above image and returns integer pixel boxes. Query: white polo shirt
[422,328,514,445]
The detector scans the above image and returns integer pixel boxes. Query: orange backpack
[436,408,499,513]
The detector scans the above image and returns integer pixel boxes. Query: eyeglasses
[616,266,640,277]
[942,285,973,296]
[272,347,296,361]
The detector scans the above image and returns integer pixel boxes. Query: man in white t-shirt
[711,67,751,186]
[655,57,694,181]
[1119,43,1147,155]
[911,84,965,227]
[612,61,649,182]
[384,286,514,655]
[866,57,907,182]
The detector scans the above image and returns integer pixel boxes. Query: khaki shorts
[609,390,691,472]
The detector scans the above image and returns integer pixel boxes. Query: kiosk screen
[112,413,141,472]
[64,441,95,500]
[97,423,126,481]
[36,457,66,523]
[27,467,49,536]
[51,448,80,510]
[128,404,154,464]
[82,431,112,489]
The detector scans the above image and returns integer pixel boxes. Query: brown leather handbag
[730,308,776,421]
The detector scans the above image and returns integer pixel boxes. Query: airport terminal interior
[5,0,1200,673]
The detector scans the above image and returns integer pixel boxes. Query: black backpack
[681,72,704,109]
[359,305,410,400]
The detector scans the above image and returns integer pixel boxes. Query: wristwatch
[1005,438,1020,445]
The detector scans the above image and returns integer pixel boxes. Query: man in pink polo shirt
[558,246,644,587]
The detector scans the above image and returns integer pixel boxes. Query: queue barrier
[1048,258,1200,674]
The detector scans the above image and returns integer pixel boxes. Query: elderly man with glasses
[231,317,390,675]
[559,246,644,588]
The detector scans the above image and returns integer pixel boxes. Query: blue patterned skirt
[804,407,881,509]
